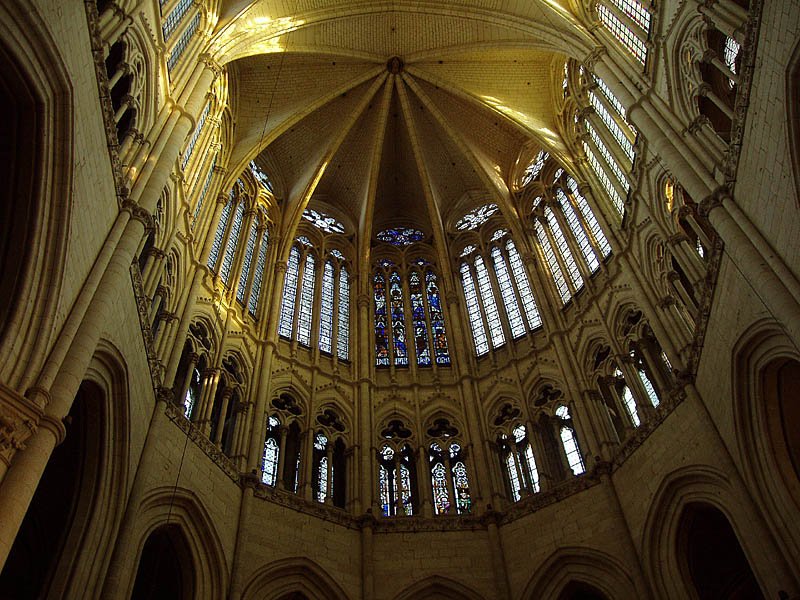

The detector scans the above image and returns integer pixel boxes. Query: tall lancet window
[461,262,489,356]
[297,254,316,346]
[410,271,431,367]
[319,261,335,354]
[278,247,300,339]
[207,193,233,270]
[389,270,408,367]
[426,271,450,366]
[236,216,259,303]
[506,240,542,330]
[491,245,526,339]
[248,226,269,316]
[374,272,389,367]
[337,267,350,361]
[535,220,571,304]
[597,0,651,66]
[474,255,505,349]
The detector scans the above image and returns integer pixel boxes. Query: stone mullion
[417,445,433,517]
[241,223,267,312]
[696,83,735,121]
[605,375,638,432]
[400,270,418,377]
[176,352,200,412]
[697,0,748,43]
[443,452,457,514]
[276,426,289,489]
[510,444,530,497]
[485,248,517,351]
[418,271,438,375]
[324,443,334,504]
[526,422,549,492]
[212,387,233,446]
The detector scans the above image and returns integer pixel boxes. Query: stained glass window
[237,218,259,303]
[220,202,245,285]
[506,240,542,330]
[182,102,209,170]
[183,367,200,418]
[475,256,505,349]
[724,37,740,88]
[249,161,273,192]
[637,364,660,407]
[399,462,413,515]
[456,203,499,231]
[431,461,450,515]
[535,221,571,304]
[378,445,394,515]
[557,189,600,273]
[390,271,408,367]
[609,0,651,32]
[207,196,233,270]
[315,434,329,503]
[452,461,471,514]
[426,271,451,366]
[262,416,280,486]
[556,405,585,475]
[337,268,350,361]
[297,236,312,247]
[278,247,300,338]
[491,228,508,242]
[409,271,431,367]
[589,89,635,162]
[162,0,192,41]
[598,3,647,65]
[330,248,345,260]
[583,141,625,215]
[546,207,584,292]
[586,122,629,193]
[461,263,489,356]
[491,247,526,339]
[460,244,476,257]
[567,177,612,258]
[592,74,637,135]
[297,254,316,346]
[319,261,335,354]
[302,208,345,234]
[505,449,522,501]
[167,12,199,73]
[522,150,549,186]
[193,154,217,227]
[374,273,389,367]
[377,227,425,246]
[248,228,269,316]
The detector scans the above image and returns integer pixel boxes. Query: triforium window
[278,240,350,360]
[373,260,450,368]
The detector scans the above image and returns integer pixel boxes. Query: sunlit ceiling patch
[456,203,499,231]
[377,227,425,246]
[302,208,345,234]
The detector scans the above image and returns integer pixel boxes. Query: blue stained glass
[297,254,315,346]
[374,273,389,367]
[220,202,245,285]
[337,268,349,360]
[426,270,450,365]
[377,227,425,246]
[330,248,345,260]
[278,247,300,338]
[182,102,209,170]
[409,271,431,367]
[461,263,489,356]
[431,462,450,514]
[248,228,269,316]
[167,12,199,72]
[390,270,408,367]
[162,0,192,41]
[319,261,335,354]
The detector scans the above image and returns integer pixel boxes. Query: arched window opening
[297,253,316,346]
[319,261,335,354]
[220,201,245,285]
[557,582,610,600]
[678,504,764,599]
[337,266,350,361]
[262,416,281,486]
[0,383,101,598]
[597,0,651,66]
[208,192,234,270]
[313,433,331,503]
[614,366,641,427]
[332,438,348,509]
[461,262,489,356]
[248,223,269,316]
[279,247,301,339]
[765,359,800,488]
[389,270,409,367]
[378,444,417,516]
[498,424,540,502]
[373,261,450,367]
[162,0,201,75]
[475,255,505,349]
[555,405,586,475]
[698,29,741,142]
[429,444,451,515]
[536,220,571,304]
[130,525,194,600]
[282,421,302,493]
[492,246,526,338]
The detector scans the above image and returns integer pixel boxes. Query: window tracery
[278,240,350,359]
[302,208,345,234]
[373,260,450,368]
[455,203,499,231]
[377,227,425,246]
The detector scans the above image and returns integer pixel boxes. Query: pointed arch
[393,575,485,600]
[520,546,641,600]
[241,557,349,600]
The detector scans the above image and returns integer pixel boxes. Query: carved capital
[0,410,37,467]
[356,293,371,309]
[121,199,154,229]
